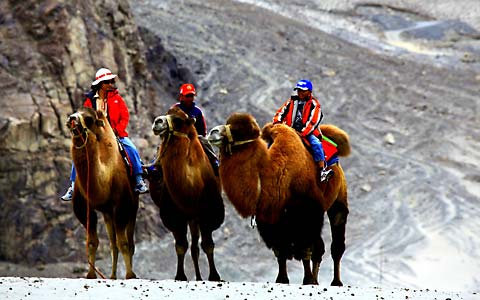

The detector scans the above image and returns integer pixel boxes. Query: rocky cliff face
[0,0,188,264]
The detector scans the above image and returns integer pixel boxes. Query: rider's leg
[119,137,149,193]
[306,134,333,182]
[61,164,76,201]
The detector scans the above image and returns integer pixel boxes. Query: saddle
[301,134,339,166]
[116,136,134,178]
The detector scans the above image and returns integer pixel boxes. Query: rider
[273,79,333,182]
[171,83,219,175]
[61,68,149,201]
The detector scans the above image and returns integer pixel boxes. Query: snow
[1,277,478,300]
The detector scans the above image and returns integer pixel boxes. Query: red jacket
[84,90,130,137]
[273,95,323,138]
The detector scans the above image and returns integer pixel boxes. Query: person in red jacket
[61,68,148,201]
[273,79,333,182]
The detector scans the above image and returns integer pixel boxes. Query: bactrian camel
[149,106,224,281]
[66,107,138,279]
[208,112,350,285]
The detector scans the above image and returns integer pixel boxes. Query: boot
[318,161,334,183]
[134,175,149,194]
[60,181,74,201]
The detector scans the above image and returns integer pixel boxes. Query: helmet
[294,79,313,91]
[91,68,117,86]
[179,83,196,96]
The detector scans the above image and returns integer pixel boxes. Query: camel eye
[84,116,94,128]
[172,117,184,128]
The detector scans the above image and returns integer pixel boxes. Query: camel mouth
[207,126,224,146]
[66,114,83,133]
[152,127,167,136]
[152,116,169,136]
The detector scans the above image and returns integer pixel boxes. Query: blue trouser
[69,136,143,182]
[119,137,144,177]
[306,134,325,163]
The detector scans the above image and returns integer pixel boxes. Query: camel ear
[261,122,274,142]
[187,117,196,126]
[96,110,106,119]
[95,119,105,127]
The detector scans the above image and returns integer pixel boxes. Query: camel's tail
[320,124,351,157]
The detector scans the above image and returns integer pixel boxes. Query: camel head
[208,113,260,152]
[152,106,196,138]
[66,107,107,147]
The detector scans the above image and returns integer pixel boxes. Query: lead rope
[76,114,106,279]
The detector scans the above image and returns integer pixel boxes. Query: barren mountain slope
[131,0,480,290]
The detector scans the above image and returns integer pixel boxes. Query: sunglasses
[103,79,115,84]
[184,94,195,98]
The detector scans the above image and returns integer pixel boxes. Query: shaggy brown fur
[66,107,139,279]
[149,107,224,281]
[208,113,350,285]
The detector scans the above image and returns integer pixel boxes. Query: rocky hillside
[0,0,189,264]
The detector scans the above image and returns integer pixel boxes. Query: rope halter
[68,111,105,149]
[224,124,256,155]
[157,115,189,158]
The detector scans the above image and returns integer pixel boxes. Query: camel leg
[302,259,316,285]
[103,214,118,279]
[172,224,188,281]
[274,250,289,284]
[73,196,99,279]
[188,221,202,281]
[301,247,315,285]
[86,212,99,279]
[115,222,136,279]
[200,229,220,281]
[125,207,137,277]
[311,236,326,285]
[327,202,349,286]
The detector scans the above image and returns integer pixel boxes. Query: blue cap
[294,79,313,91]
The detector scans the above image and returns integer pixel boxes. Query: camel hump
[320,124,351,157]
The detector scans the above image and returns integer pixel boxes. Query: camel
[66,107,138,279]
[148,106,224,281]
[207,113,350,285]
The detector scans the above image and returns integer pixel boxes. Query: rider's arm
[273,99,290,124]
[300,99,322,137]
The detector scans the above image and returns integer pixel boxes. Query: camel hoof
[175,274,188,281]
[303,276,317,285]
[110,275,117,280]
[276,276,289,284]
[126,272,137,279]
[330,279,343,286]
[208,273,221,282]
[86,271,97,279]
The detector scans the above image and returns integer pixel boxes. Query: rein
[224,124,256,155]
[158,115,189,158]
[68,111,107,279]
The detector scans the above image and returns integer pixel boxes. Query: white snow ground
[1,277,478,300]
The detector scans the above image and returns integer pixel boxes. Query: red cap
[179,83,196,96]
